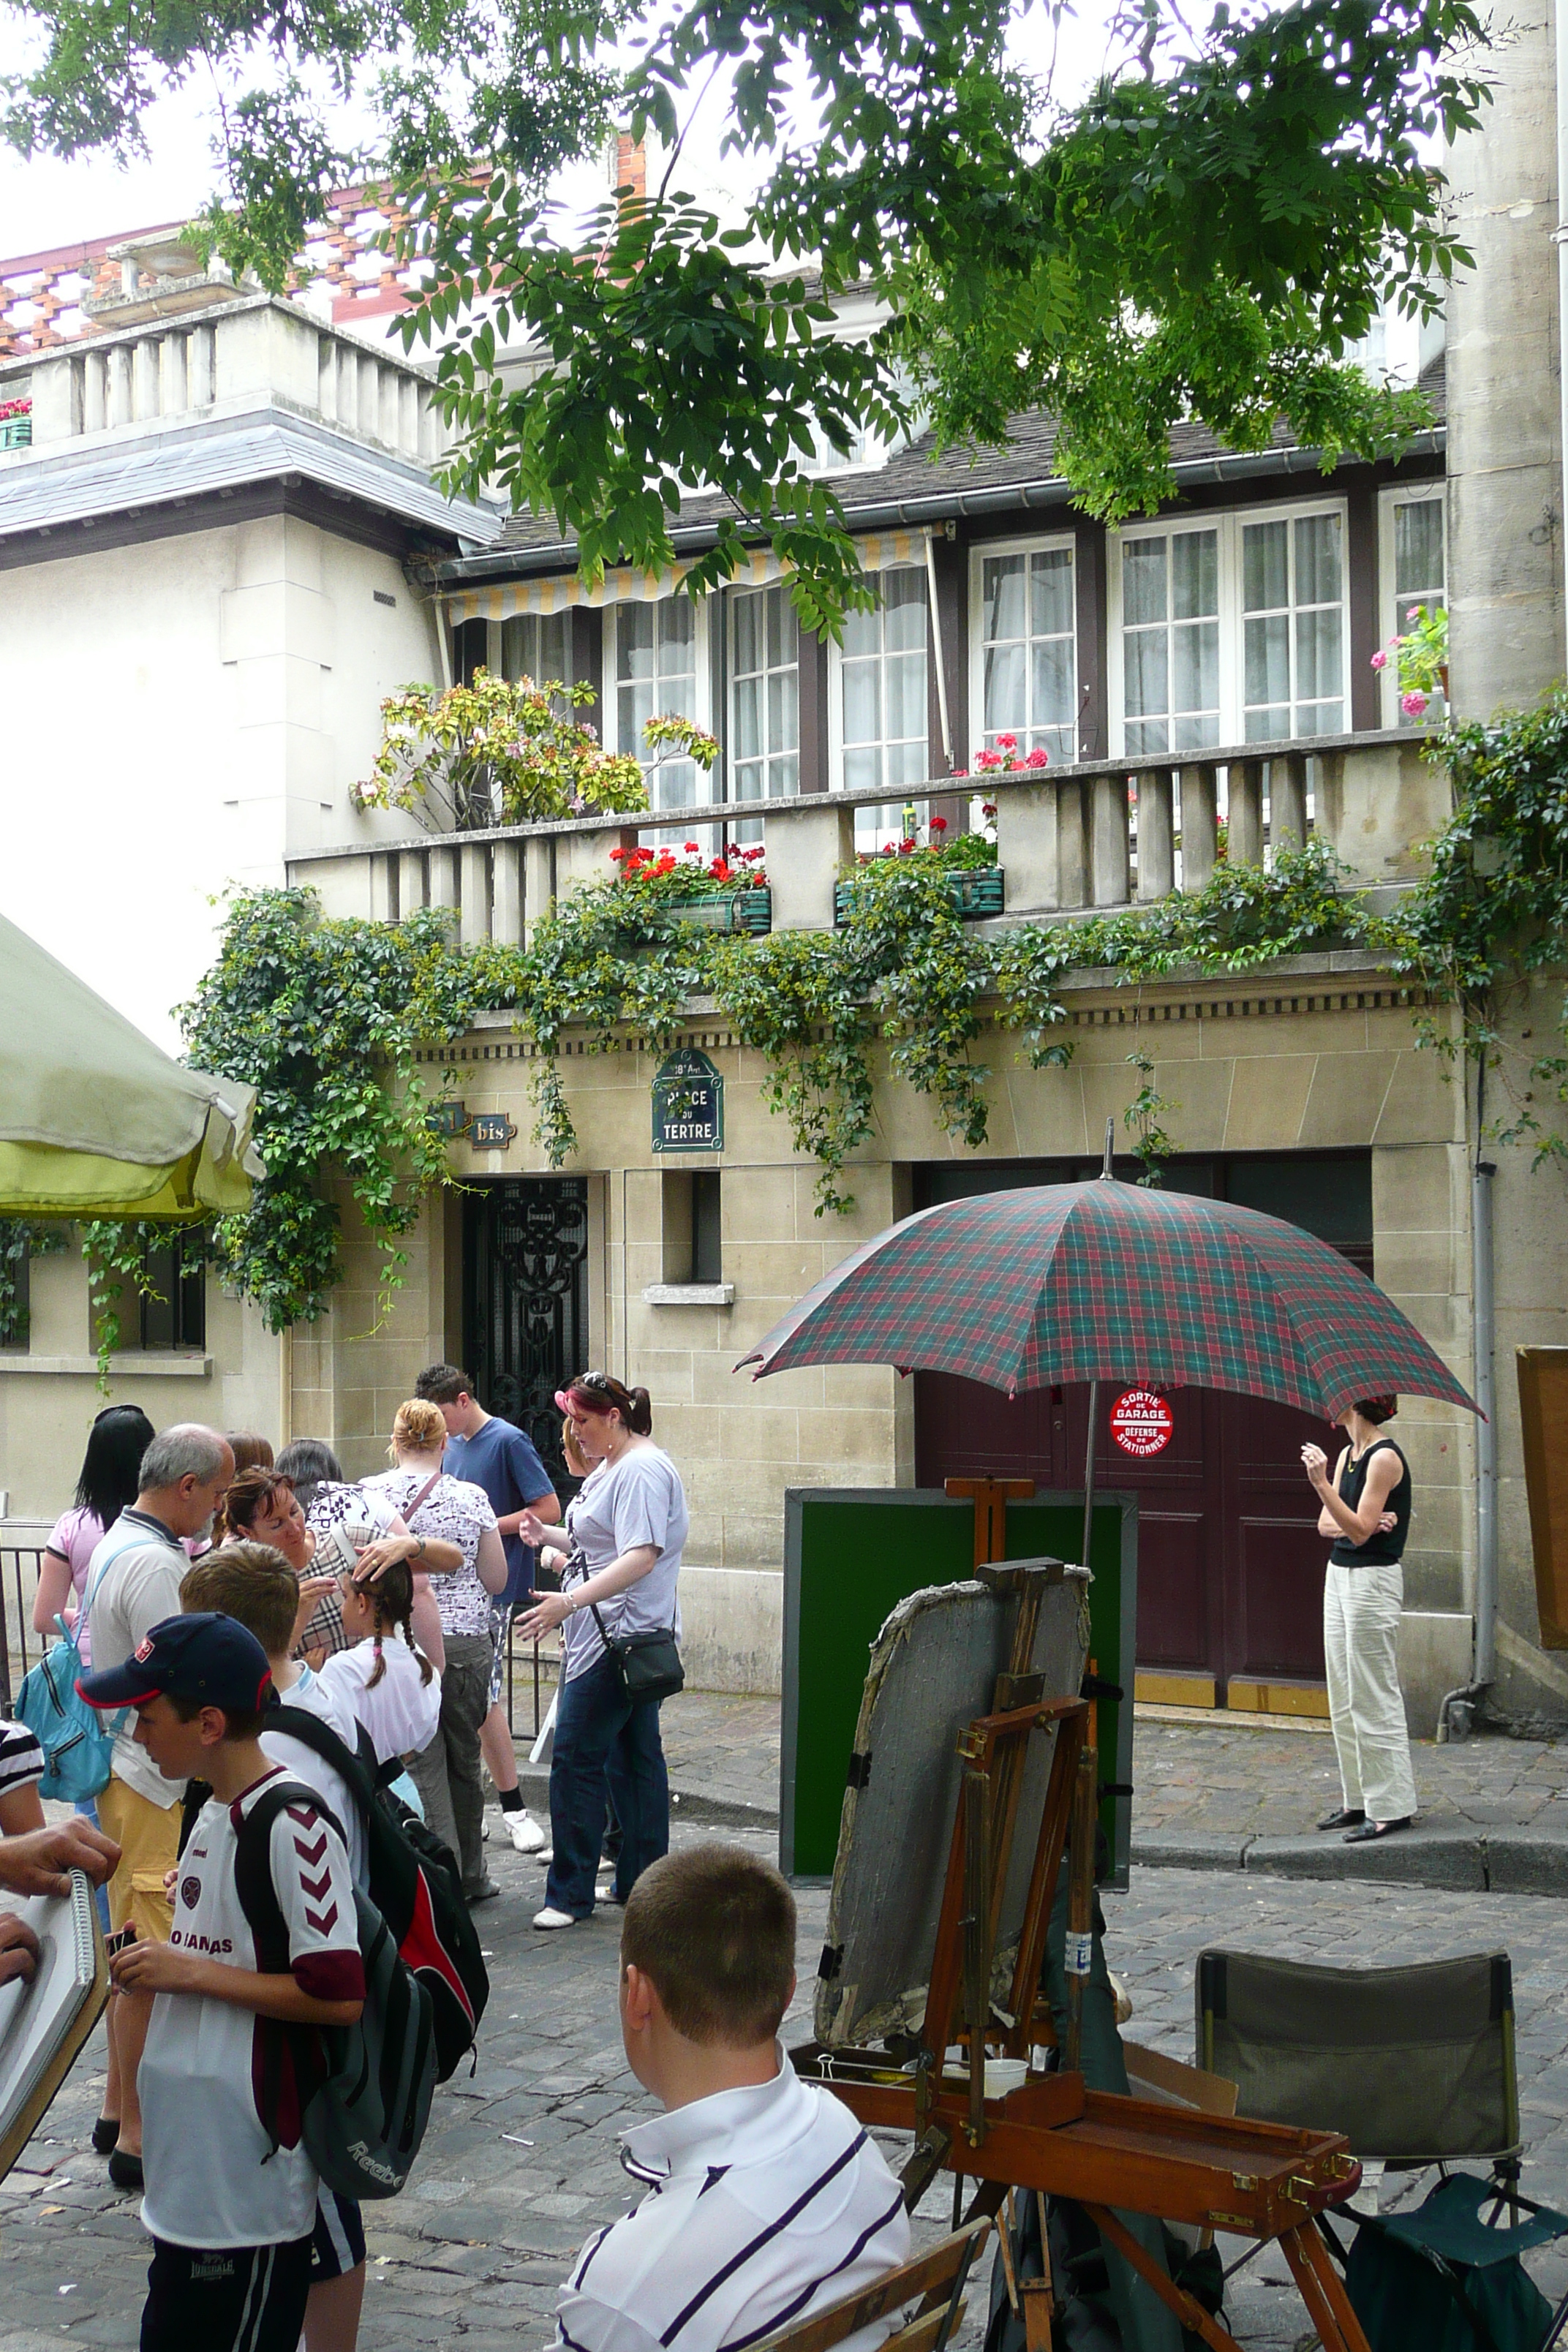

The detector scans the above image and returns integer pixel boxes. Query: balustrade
[291,728,1444,950]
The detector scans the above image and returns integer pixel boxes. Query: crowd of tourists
[0,1365,846,2352]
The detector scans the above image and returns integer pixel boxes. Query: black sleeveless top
[1329,1438,1411,1565]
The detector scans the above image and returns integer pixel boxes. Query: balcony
[286,728,1445,947]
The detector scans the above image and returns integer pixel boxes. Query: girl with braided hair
[315,1553,440,1791]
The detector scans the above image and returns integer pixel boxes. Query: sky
[0,5,1123,265]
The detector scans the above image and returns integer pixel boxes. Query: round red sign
[1109,1387,1174,1457]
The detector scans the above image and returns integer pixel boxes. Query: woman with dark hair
[517,1371,688,1930]
[1301,1395,1419,1844]
[34,1405,156,1662]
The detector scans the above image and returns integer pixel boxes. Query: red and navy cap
[77,1613,276,1714]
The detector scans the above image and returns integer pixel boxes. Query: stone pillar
[427,844,459,919]
[559,823,636,897]
[1444,0,1565,710]
[1135,770,1175,900]
[1270,751,1308,853]
[1088,772,1131,905]
[523,836,555,946]
[399,848,427,918]
[768,799,856,930]
[1228,758,1264,866]
[1177,764,1218,891]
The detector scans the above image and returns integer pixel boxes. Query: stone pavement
[8,1818,1568,2352]
[571,1690,1568,1893]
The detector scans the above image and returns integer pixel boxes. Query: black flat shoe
[91,2117,119,2155]
[1317,1807,1365,1832]
[1343,1816,1413,1844]
[107,2149,143,2190]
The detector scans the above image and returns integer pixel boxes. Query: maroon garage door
[911,1152,1373,1697]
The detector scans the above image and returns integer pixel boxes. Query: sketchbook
[0,1871,109,2181]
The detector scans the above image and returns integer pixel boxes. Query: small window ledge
[641,1283,735,1309]
[0,1352,214,1379]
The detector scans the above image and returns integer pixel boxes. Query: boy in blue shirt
[415,1364,560,1852]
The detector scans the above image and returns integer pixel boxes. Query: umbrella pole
[1080,1381,1098,1569]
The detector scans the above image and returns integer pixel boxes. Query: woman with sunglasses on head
[516,1372,688,1931]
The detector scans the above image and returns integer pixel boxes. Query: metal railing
[0,1548,42,1711]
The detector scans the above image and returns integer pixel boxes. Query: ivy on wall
[175,833,1357,1330]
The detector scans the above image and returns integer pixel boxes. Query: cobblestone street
[3,1700,1568,2349]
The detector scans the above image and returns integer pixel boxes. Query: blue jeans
[545,1653,668,1916]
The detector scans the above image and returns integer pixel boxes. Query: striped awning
[441,527,927,622]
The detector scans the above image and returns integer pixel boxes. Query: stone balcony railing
[286,728,1445,947]
[0,290,453,470]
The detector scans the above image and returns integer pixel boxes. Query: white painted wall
[0,512,443,1048]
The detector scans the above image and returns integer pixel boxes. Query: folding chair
[747,2220,992,2352]
[1196,1948,1568,2350]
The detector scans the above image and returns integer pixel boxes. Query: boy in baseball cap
[78,1616,363,2352]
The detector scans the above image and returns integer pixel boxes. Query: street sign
[652,1047,723,1153]
[427,1099,470,1139]
[1109,1387,1174,1457]
[470,1112,516,1150]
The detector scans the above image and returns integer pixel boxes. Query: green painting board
[780,1487,1135,1888]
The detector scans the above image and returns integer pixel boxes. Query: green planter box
[0,418,31,451]
[663,888,772,935]
[835,867,1004,924]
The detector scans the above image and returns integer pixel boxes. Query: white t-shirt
[361,1470,499,1640]
[86,1509,192,1809]
[139,1765,361,2251]
[263,1677,366,1889]
[556,2054,908,2352]
[317,1637,440,1768]
[559,1446,687,1684]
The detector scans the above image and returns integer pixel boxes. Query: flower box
[834,868,1004,924]
[0,418,31,451]
[674,888,772,935]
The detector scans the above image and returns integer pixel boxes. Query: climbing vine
[178,834,1360,1330]
[1376,691,1568,1166]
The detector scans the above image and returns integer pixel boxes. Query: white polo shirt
[555,2054,909,2352]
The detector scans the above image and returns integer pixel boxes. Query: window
[1241,509,1343,739]
[973,542,1077,763]
[1120,527,1221,754]
[728,584,799,835]
[1110,502,1349,755]
[1379,485,1446,726]
[500,611,573,687]
[835,565,930,841]
[613,596,709,822]
[660,1169,722,1284]
[140,1235,206,1352]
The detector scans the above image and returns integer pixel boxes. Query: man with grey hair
[86,1422,234,2189]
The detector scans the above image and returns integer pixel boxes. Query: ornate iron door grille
[462,1177,589,1493]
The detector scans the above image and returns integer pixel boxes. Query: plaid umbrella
[737,1176,1479,1425]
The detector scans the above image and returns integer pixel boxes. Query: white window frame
[1377,480,1447,728]
[603,593,716,822]
[1108,497,1350,756]
[968,532,1079,767]
[725,579,802,818]
[827,554,932,841]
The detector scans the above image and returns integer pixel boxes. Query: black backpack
[259,1704,489,2080]
[233,1776,437,2201]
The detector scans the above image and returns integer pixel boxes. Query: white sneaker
[532,1906,578,1931]
[502,1808,546,1855]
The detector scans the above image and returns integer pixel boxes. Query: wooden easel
[791,1560,1371,2352]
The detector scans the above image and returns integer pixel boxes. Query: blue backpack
[17,1547,125,1803]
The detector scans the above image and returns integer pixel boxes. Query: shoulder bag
[588,1599,684,1705]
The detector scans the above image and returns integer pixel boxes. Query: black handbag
[589,1602,685,1704]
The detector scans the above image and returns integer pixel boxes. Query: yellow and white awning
[442,528,924,623]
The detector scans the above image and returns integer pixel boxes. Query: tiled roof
[475,352,1447,568]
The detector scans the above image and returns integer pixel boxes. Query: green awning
[0,912,261,1220]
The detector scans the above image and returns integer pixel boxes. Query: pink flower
[1401,690,1428,717]
[1370,649,1387,671]
[1025,746,1049,768]
[996,732,1018,751]
[950,767,968,779]
[684,840,701,853]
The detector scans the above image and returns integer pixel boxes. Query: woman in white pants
[1301,1397,1419,1844]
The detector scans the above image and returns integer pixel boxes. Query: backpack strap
[232,1774,349,2159]
[268,1705,379,1821]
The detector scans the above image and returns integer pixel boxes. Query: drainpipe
[1438,1049,1499,1738]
